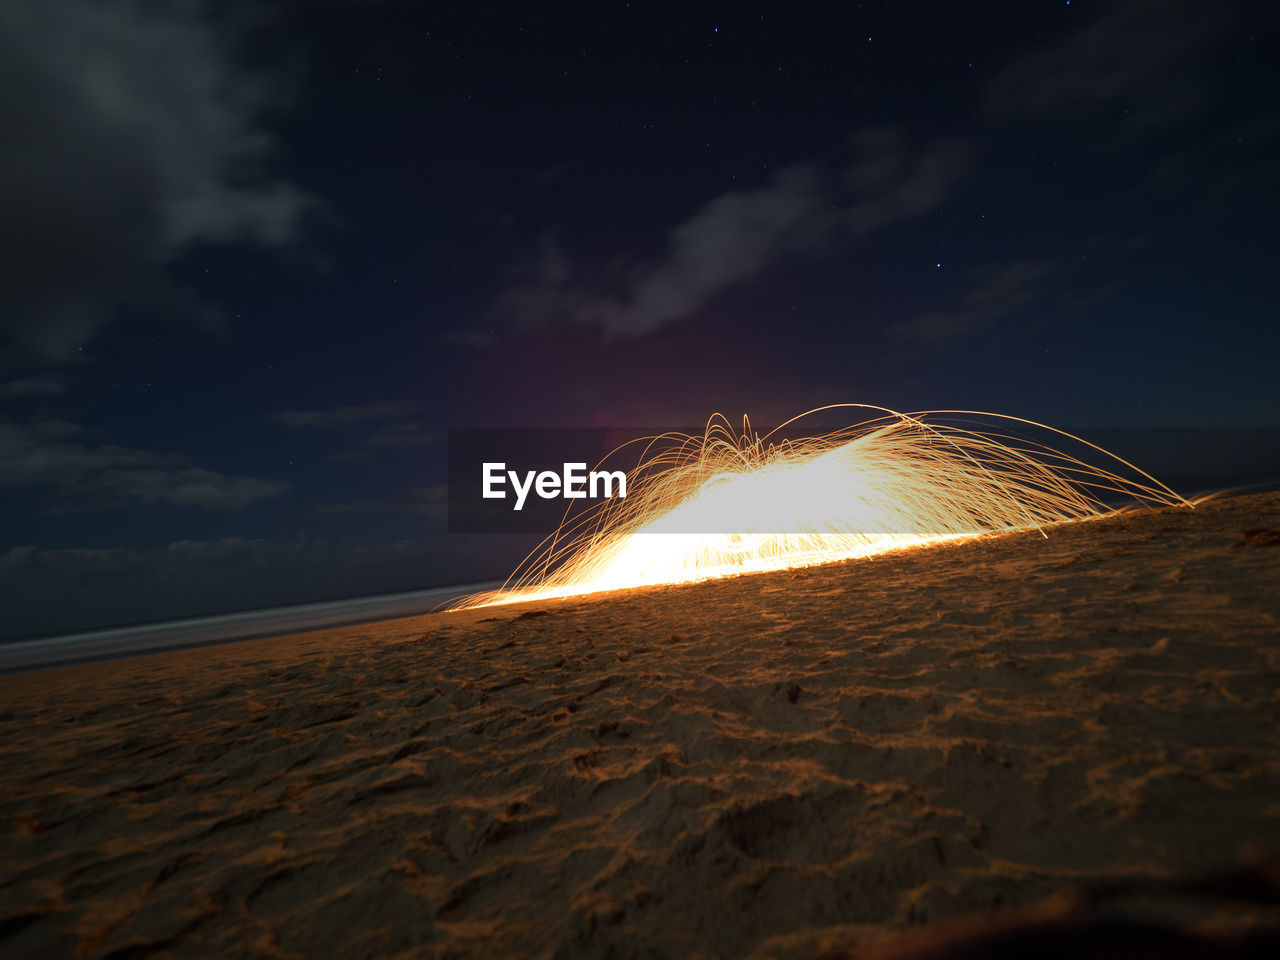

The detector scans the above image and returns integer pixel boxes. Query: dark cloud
[364,422,440,451]
[0,0,312,361]
[0,418,288,509]
[318,484,447,520]
[272,401,437,462]
[1,376,68,397]
[489,129,971,339]
[892,261,1059,346]
[330,428,439,464]
[271,401,415,429]
[985,0,1236,141]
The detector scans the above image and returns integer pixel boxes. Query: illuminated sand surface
[1,492,1279,958]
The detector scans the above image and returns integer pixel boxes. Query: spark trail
[454,405,1187,609]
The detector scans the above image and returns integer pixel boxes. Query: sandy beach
[2,491,1279,958]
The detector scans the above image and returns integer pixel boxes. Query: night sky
[2,1,1277,640]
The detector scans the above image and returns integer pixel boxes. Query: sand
[2,491,1279,958]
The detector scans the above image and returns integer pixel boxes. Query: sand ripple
[1,492,1279,957]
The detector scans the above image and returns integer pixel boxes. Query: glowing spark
[453,405,1187,609]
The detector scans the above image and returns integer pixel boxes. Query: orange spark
[453,405,1187,609]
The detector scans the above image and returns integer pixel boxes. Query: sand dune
[1,491,1279,958]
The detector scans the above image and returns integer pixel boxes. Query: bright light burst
[453,404,1187,609]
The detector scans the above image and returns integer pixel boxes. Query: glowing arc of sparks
[452,405,1188,610]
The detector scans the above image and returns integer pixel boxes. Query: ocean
[0,581,499,673]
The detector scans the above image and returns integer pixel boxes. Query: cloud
[584,163,828,337]
[95,467,287,510]
[319,484,447,520]
[273,401,437,462]
[0,418,288,509]
[329,421,440,462]
[985,0,1235,140]
[271,401,415,429]
[891,260,1058,346]
[0,376,67,397]
[366,422,440,450]
[0,0,313,361]
[490,129,971,339]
